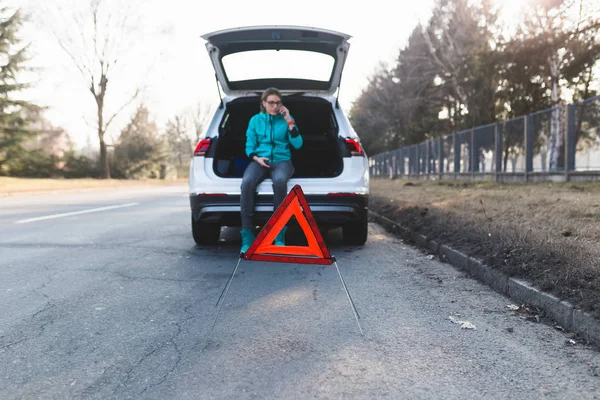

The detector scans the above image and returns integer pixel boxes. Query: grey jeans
[240,160,295,229]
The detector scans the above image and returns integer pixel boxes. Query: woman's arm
[245,115,258,159]
[279,106,302,150]
[287,118,303,150]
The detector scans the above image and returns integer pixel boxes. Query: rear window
[222,50,335,82]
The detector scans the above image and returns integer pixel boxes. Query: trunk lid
[201,25,351,96]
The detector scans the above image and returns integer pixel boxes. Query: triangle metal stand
[211,254,363,336]
[332,257,363,335]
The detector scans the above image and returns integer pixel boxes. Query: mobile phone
[280,107,287,117]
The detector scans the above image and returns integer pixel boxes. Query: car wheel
[191,216,221,245]
[342,217,368,245]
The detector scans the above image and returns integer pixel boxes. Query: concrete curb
[368,210,600,347]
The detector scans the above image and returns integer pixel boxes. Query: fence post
[404,148,407,177]
[526,114,533,180]
[399,149,404,177]
[495,123,503,181]
[571,103,577,172]
[566,103,576,180]
[371,157,375,177]
[399,149,404,176]
[424,139,431,179]
[453,133,460,178]
[523,116,528,181]
[413,144,421,175]
[439,137,444,181]
[470,128,475,179]
[411,146,414,176]
[564,105,569,181]
[373,156,377,177]
[494,124,498,182]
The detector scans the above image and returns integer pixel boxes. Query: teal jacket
[245,112,303,163]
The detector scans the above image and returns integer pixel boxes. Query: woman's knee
[272,177,288,190]
[241,178,258,192]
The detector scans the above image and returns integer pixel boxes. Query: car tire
[342,216,368,245]
[191,216,221,245]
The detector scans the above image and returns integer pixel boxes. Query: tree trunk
[96,81,111,179]
[541,148,547,171]
[97,110,111,179]
[99,137,109,179]
[548,53,562,171]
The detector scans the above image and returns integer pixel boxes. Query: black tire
[342,217,368,245]
[191,216,221,245]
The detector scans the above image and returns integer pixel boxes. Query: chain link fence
[573,96,600,172]
[370,95,600,181]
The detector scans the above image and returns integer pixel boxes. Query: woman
[240,87,303,253]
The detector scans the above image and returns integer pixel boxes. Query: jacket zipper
[270,115,274,163]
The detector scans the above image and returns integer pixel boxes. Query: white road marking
[15,202,140,224]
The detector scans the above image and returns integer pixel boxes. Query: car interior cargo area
[212,96,344,178]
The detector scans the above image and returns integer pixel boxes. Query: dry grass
[0,177,187,196]
[371,179,600,318]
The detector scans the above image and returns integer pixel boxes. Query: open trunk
[212,96,345,178]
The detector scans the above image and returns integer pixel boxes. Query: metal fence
[370,96,600,181]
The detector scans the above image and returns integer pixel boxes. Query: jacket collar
[261,112,284,122]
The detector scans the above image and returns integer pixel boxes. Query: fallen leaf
[449,315,477,330]
[460,321,477,330]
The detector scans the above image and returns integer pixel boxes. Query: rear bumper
[190,194,368,226]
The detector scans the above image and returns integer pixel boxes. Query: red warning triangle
[243,185,333,265]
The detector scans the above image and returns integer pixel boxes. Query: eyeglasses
[266,101,282,106]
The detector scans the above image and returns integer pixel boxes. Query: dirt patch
[371,179,600,319]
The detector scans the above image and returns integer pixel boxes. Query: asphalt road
[1,186,599,399]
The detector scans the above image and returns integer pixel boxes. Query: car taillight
[194,138,211,156]
[345,138,365,156]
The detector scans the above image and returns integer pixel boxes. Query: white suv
[189,26,369,246]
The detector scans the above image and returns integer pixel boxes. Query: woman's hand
[254,156,270,168]
[279,105,292,122]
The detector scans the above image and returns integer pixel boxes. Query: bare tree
[164,114,192,167]
[164,102,212,166]
[40,0,149,178]
[421,0,502,129]
[189,103,213,142]
[522,0,600,170]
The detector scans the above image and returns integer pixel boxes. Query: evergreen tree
[0,7,37,175]
[112,105,168,179]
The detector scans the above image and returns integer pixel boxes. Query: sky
[10,0,525,149]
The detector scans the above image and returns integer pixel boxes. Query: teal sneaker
[240,228,255,254]
[274,227,288,246]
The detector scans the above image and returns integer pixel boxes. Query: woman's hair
[260,87,282,112]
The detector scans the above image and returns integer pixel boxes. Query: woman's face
[263,94,282,116]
